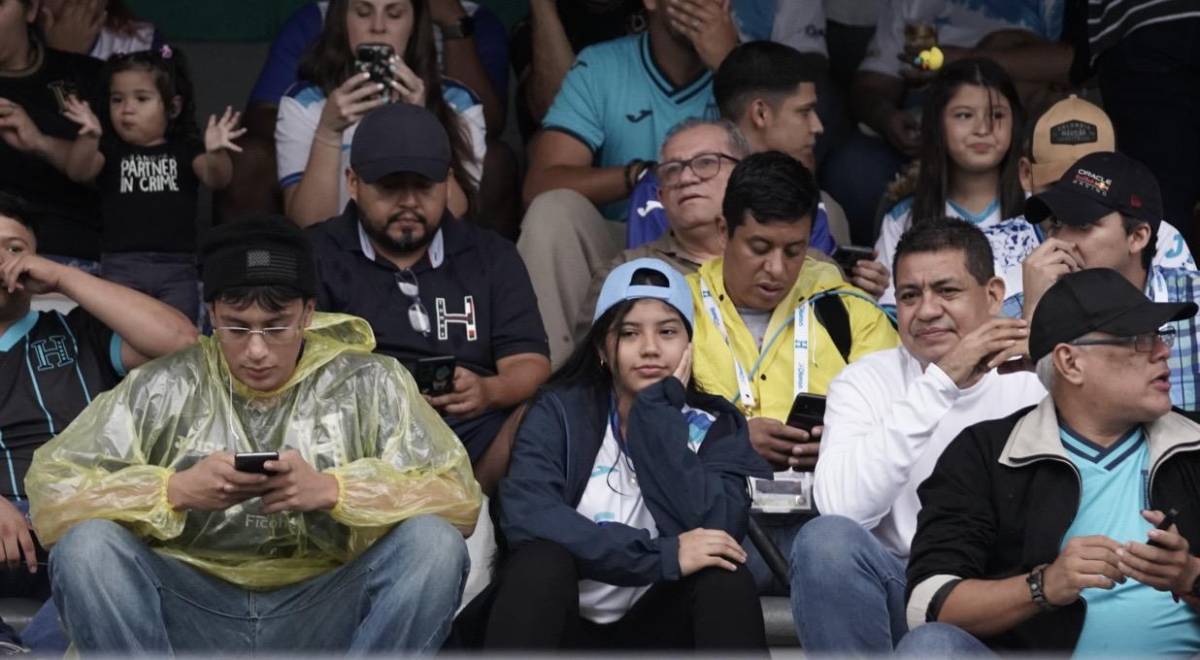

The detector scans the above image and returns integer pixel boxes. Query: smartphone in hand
[234,451,279,475]
[786,394,826,434]
[415,356,456,396]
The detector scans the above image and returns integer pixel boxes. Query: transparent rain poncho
[27,313,481,589]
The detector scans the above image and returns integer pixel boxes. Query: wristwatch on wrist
[441,15,475,39]
[1027,564,1056,611]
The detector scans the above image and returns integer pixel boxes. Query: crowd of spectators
[2,0,1200,655]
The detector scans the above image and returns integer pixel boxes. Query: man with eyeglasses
[1019,151,1200,412]
[307,103,550,492]
[27,217,482,654]
[573,117,747,342]
[901,267,1200,656]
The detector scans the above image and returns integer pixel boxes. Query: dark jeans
[480,539,767,651]
[100,251,200,324]
[1098,18,1200,249]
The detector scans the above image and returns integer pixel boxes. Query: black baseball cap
[1029,268,1196,362]
[349,103,450,183]
[1024,151,1162,230]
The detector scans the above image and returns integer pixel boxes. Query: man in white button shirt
[790,217,1046,653]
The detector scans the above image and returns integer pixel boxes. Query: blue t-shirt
[626,170,837,255]
[1059,424,1200,656]
[542,33,719,220]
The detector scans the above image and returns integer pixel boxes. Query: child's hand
[62,95,101,138]
[204,106,246,154]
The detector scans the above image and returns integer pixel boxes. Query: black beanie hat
[200,216,318,301]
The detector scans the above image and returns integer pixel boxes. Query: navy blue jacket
[499,377,772,586]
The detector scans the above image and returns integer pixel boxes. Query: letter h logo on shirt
[436,296,477,341]
[32,335,74,371]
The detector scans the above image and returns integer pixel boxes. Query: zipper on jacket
[1009,453,1082,551]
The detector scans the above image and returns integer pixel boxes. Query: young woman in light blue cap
[477,257,771,651]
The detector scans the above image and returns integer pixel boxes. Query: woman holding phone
[275,0,485,226]
[480,258,771,651]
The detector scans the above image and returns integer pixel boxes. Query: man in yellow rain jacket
[26,218,482,654]
[687,152,897,591]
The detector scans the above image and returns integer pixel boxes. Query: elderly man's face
[1066,330,1174,423]
[658,124,738,237]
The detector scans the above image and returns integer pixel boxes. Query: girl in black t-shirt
[53,45,244,324]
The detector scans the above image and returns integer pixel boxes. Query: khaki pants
[518,189,624,368]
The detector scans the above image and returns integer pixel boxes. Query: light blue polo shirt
[1059,423,1200,656]
[543,32,718,220]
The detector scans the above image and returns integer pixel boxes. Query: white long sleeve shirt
[814,346,1046,559]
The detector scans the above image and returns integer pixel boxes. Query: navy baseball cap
[1029,268,1196,362]
[350,103,450,183]
[1025,151,1162,230]
[594,258,695,331]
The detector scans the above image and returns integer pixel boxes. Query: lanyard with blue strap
[700,277,886,407]
[699,278,811,410]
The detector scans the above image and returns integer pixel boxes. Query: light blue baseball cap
[593,258,694,332]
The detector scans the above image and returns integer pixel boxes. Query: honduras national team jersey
[1059,424,1200,656]
[874,197,1040,308]
[542,33,719,221]
[0,309,123,500]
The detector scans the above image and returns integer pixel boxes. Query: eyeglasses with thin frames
[395,269,431,336]
[213,325,302,345]
[654,152,740,189]
[1069,328,1177,352]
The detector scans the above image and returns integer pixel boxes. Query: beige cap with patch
[1030,95,1115,189]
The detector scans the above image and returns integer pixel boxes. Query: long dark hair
[102,45,201,142]
[911,58,1026,226]
[297,0,474,196]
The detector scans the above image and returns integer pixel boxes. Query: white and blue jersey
[874,196,1041,308]
[575,404,714,623]
[1059,424,1200,656]
[275,78,487,209]
[542,32,719,220]
[0,309,124,500]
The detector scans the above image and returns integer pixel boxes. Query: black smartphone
[1148,507,1180,548]
[354,42,395,96]
[832,245,875,274]
[415,356,456,396]
[234,451,278,475]
[786,393,826,434]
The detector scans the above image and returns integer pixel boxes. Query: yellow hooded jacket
[688,258,899,421]
[26,313,481,590]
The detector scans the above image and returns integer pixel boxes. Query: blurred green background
[125,0,530,42]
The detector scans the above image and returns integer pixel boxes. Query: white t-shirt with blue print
[575,403,715,624]
[1059,424,1200,656]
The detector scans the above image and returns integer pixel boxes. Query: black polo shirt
[308,203,549,376]
[0,308,123,500]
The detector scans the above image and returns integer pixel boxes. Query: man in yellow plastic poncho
[25,218,483,654]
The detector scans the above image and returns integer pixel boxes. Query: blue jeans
[790,514,908,653]
[895,622,993,656]
[50,516,469,654]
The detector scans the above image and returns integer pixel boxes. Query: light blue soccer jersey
[542,33,718,220]
[1059,424,1200,656]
